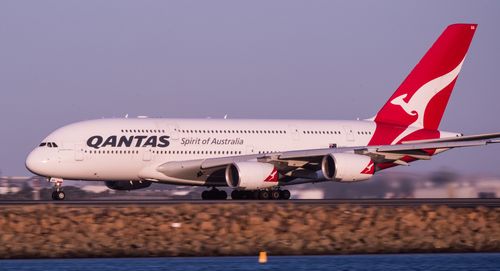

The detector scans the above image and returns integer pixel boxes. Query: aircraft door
[343,126,355,142]
[143,149,152,161]
[57,142,73,163]
[288,125,300,141]
[245,145,255,155]
[167,124,180,140]
[74,144,84,161]
[156,121,179,141]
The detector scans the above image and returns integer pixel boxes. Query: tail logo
[369,24,476,147]
[388,57,465,144]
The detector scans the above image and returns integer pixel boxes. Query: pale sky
[1,0,500,176]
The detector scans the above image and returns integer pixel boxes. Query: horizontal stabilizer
[402,132,500,145]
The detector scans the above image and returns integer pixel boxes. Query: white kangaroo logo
[361,161,374,174]
[389,58,465,144]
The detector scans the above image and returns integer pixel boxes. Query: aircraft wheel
[52,191,65,201]
[259,190,270,200]
[243,191,254,200]
[280,189,291,200]
[252,190,261,200]
[231,190,241,200]
[217,190,227,200]
[271,190,281,200]
[201,190,210,200]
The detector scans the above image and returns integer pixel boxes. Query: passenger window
[52,143,58,148]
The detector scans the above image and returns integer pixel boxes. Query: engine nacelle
[225,162,278,190]
[321,153,374,182]
[105,181,152,191]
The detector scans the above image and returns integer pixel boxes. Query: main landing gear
[49,178,65,201]
[231,189,291,200]
[201,187,228,200]
[200,188,291,200]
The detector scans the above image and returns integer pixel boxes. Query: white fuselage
[25,118,453,186]
[27,119,373,181]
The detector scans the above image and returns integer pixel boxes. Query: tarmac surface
[0,198,499,207]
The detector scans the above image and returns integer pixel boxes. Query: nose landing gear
[49,178,65,201]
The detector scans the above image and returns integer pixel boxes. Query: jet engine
[225,162,278,190]
[321,153,374,182]
[105,180,152,190]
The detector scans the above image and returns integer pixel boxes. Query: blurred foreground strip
[0,203,499,258]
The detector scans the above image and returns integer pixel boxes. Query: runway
[0,198,499,207]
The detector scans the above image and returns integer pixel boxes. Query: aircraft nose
[26,149,50,176]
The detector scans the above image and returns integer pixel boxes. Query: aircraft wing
[200,133,500,168]
[143,133,500,186]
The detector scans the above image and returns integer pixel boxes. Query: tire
[252,190,261,200]
[244,191,254,200]
[56,191,66,200]
[201,190,209,200]
[218,190,227,200]
[52,191,65,201]
[259,190,270,200]
[231,190,241,200]
[281,190,291,200]
[271,190,281,200]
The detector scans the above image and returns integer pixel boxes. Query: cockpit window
[39,142,58,148]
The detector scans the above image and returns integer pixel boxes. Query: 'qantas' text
[87,135,170,149]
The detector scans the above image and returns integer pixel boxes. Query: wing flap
[277,147,356,160]
[375,140,489,152]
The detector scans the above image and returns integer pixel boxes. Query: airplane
[26,23,500,200]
